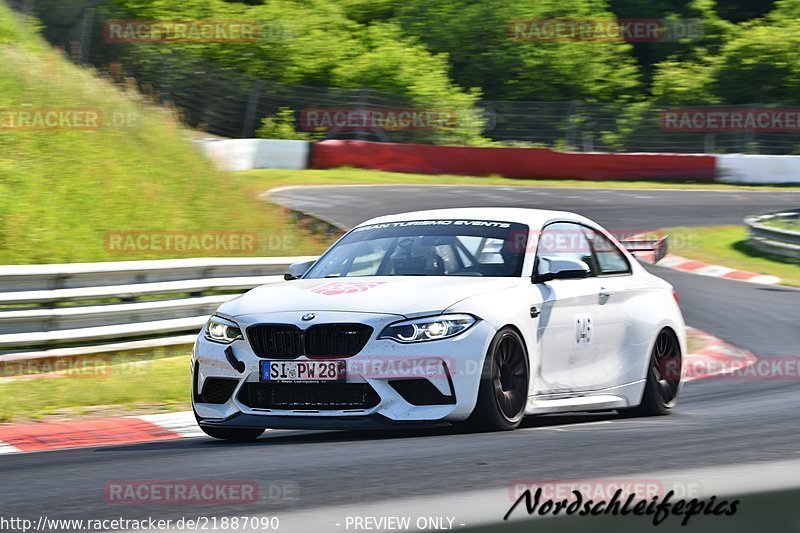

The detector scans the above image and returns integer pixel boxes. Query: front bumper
[192,311,496,429]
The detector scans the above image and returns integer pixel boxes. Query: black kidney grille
[247,325,302,358]
[305,324,373,357]
[246,323,372,358]
[238,382,380,410]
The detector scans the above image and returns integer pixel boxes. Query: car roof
[357,207,596,229]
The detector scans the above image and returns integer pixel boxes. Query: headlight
[379,314,477,343]
[204,316,243,343]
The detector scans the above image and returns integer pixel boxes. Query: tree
[392,0,643,102]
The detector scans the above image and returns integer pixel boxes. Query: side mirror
[535,256,591,283]
[284,260,315,281]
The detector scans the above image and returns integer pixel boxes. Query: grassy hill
[0,4,327,264]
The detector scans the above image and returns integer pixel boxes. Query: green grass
[0,348,192,423]
[0,5,331,264]
[242,167,800,191]
[661,225,800,287]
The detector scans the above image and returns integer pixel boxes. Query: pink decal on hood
[311,281,387,295]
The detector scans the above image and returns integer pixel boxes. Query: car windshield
[305,219,529,278]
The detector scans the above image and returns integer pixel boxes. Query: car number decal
[575,314,593,345]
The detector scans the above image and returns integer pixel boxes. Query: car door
[580,225,634,390]
[533,222,603,395]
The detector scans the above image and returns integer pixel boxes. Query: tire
[198,425,264,442]
[467,327,530,431]
[627,328,682,417]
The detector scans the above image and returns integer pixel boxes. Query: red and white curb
[656,254,781,284]
[0,330,756,456]
[0,410,203,455]
[683,327,758,382]
[627,230,781,285]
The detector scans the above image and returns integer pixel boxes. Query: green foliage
[255,107,316,140]
[90,0,484,143]
[22,0,800,149]
[0,3,326,264]
[716,0,777,22]
[650,58,718,105]
[712,22,800,103]
[651,9,800,106]
[391,0,642,102]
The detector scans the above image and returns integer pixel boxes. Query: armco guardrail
[745,210,800,260]
[0,257,316,361]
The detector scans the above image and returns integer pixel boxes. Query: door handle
[598,287,611,304]
[530,306,540,318]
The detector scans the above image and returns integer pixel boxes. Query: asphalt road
[268,184,800,230]
[2,185,800,530]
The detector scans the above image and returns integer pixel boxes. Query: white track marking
[750,275,781,284]
[135,411,206,438]
[0,441,21,455]
[693,265,735,277]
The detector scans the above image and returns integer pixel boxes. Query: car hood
[218,276,521,318]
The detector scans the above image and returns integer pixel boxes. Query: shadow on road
[92,411,627,455]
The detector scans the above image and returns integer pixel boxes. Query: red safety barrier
[311,140,717,181]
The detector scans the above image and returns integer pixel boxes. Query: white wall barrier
[717,154,800,184]
[200,139,309,171]
[197,137,800,183]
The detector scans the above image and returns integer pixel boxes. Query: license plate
[261,360,346,383]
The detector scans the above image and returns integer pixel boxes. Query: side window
[535,222,596,275]
[582,227,631,275]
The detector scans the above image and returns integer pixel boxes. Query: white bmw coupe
[192,208,685,440]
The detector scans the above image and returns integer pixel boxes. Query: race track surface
[2,185,800,529]
[268,184,800,230]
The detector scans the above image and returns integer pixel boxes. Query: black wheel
[198,425,264,442]
[468,328,529,431]
[628,328,682,416]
